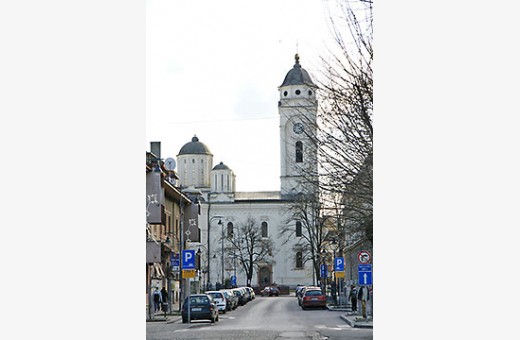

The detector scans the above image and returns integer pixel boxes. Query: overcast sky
[146,0,335,192]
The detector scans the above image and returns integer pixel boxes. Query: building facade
[177,55,320,290]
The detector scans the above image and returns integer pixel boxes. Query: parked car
[204,290,227,313]
[301,288,327,310]
[245,286,255,300]
[297,286,320,306]
[295,285,305,298]
[181,294,219,323]
[231,288,247,306]
[221,289,238,311]
[240,287,251,302]
[261,286,280,297]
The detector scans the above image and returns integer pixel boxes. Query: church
[177,55,319,290]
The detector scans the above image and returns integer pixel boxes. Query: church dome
[212,161,230,170]
[178,136,212,155]
[280,54,316,87]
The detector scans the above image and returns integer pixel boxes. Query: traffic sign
[320,264,328,278]
[358,264,372,285]
[182,249,196,269]
[230,275,236,286]
[334,257,345,271]
[358,250,371,264]
[171,252,180,271]
[182,269,196,278]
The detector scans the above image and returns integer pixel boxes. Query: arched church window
[296,141,303,163]
[296,251,303,269]
[227,222,234,238]
[296,221,302,237]
[261,222,268,238]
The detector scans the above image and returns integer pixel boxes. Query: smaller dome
[178,135,212,156]
[212,161,230,170]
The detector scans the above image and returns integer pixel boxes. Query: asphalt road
[146,296,373,340]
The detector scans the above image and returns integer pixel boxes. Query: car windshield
[305,290,322,296]
[208,293,223,299]
[188,296,210,304]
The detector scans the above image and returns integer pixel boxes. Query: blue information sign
[358,264,372,285]
[320,264,328,278]
[182,250,196,269]
[230,275,236,286]
[334,257,345,271]
[171,252,180,270]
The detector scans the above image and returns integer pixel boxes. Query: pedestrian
[153,287,162,312]
[160,287,168,312]
[357,286,370,318]
[349,285,358,312]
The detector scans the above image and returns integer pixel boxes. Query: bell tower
[278,54,318,198]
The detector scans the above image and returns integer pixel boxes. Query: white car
[204,291,227,313]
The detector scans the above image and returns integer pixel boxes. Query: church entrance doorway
[258,266,271,287]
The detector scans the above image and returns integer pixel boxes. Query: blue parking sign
[334,257,345,271]
[182,250,195,269]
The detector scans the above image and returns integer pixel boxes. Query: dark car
[181,294,219,323]
[261,286,280,297]
[232,288,247,306]
[301,289,327,310]
[221,289,238,311]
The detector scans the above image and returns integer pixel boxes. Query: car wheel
[182,318,188,323]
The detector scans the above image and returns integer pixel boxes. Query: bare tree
[280,0,373,283]
[226,217,275,287]
[317,0,373,244]
[279,190,335,286]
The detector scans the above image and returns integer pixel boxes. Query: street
[146,296,373,340]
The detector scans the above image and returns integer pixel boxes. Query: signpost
[320,264,328,278]
[357,251,371,264]
[182,250,196,269]
[334,257,345,271]
[358,264,372,285]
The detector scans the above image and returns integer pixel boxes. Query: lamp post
[208,215,223,288]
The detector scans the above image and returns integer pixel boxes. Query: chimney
[150,141,161,160]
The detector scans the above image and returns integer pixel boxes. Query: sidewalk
[146,301,182,323]
[327,305,373,329]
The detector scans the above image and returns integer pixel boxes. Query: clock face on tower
[293,122,304,134]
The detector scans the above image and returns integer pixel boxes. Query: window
[227,222,234,238]
[261,222,268,238]
[295,141,303,163]
[296,221,302,237]
[296,251,303,269]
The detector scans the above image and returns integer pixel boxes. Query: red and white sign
[358,251,371,264]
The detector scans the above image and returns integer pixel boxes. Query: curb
[340,315,373,329]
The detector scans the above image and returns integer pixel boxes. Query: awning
[152,263,165,278]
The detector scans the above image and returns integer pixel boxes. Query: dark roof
[212,162,230,170]
[280,54,316,87]
[178,136,212,156]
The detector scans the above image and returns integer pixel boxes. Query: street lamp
[208,215,223,287]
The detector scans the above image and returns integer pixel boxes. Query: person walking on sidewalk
[160,287,168,312]
[358,286,370,318]
[153,287,162,312]
[349,285,358,312]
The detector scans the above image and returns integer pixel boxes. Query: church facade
[177,55,319,289]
